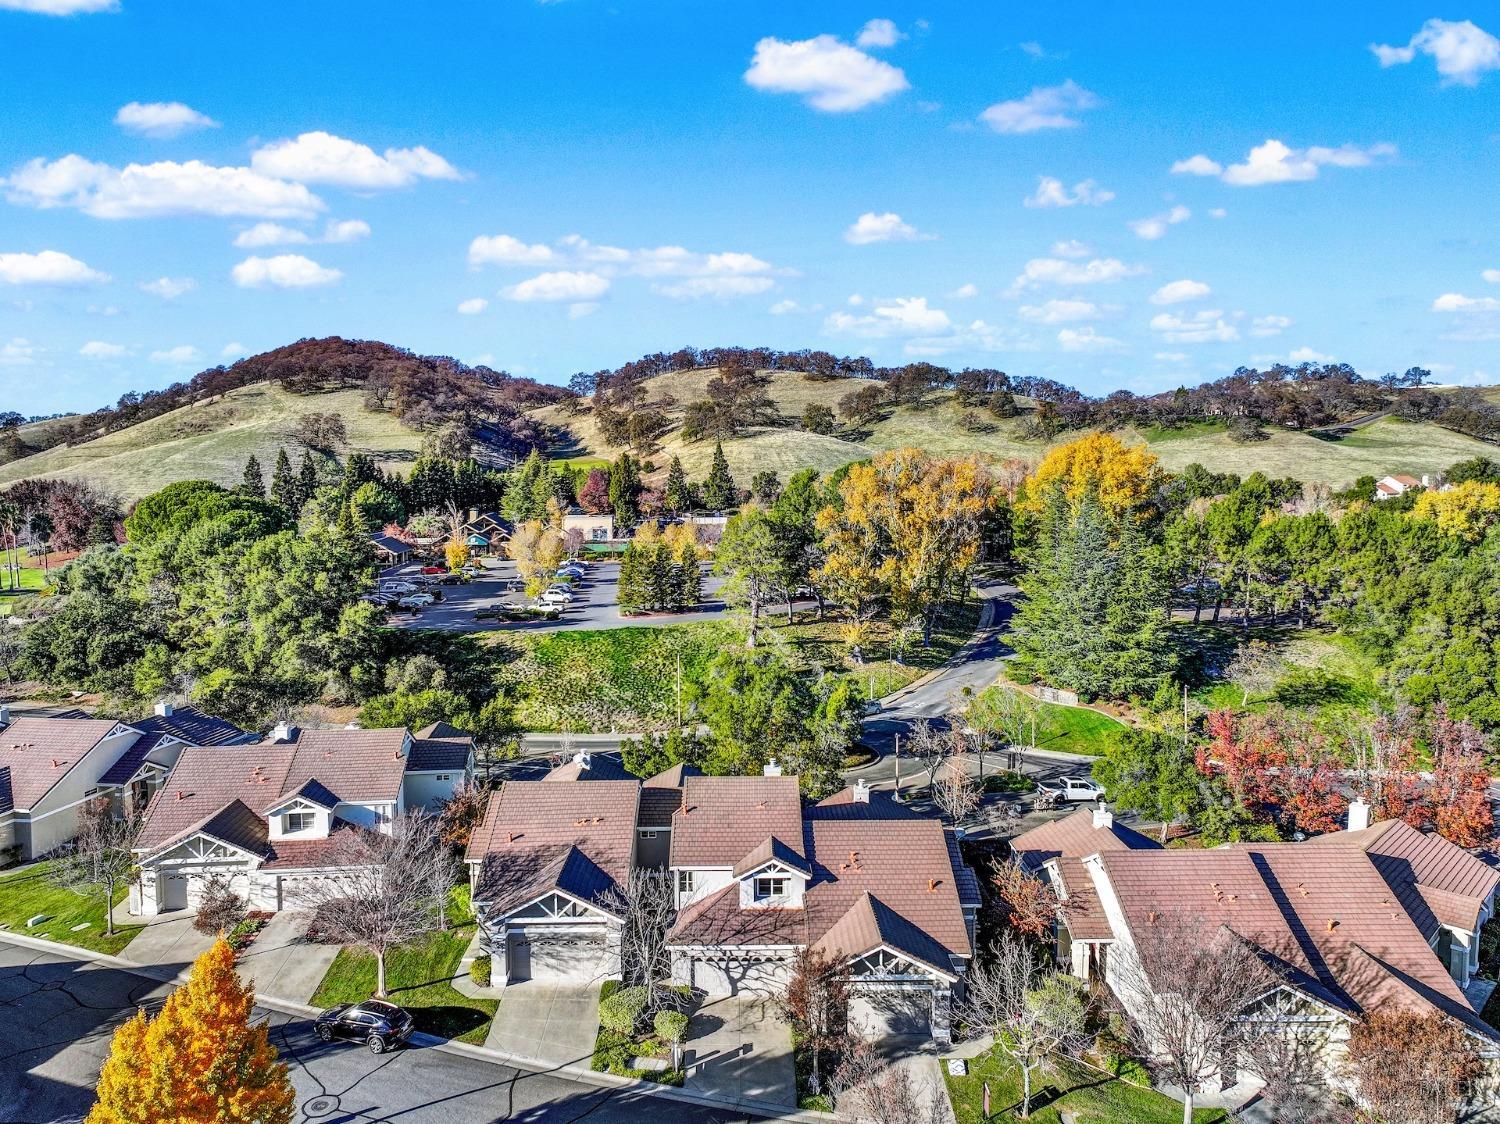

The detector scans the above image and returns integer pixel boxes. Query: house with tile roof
[0,701,252,862]
[130,722,472,917]
[463,769,978,1045]
[1012,800,1500,1101]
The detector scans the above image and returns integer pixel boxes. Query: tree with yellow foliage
[88,936,294,1124]
[1410,480,1500,544]
[508,518,566,596]
[1020,432,1161,518]
[444,537,470,572]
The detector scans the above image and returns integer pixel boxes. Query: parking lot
[379,557,730,634]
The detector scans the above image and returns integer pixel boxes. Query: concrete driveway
[484,980,601,1068]
[684,995,797,1109]
[233,911,338,1005]
[117,914,215,975]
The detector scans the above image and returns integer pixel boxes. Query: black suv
[315,1000,415,1053]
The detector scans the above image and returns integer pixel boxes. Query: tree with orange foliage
[1197,710,1284,817]
[1199,710,1350,835]
[1019,432,1161,518]
[1429,707,1495,849]
[992,857,1060,939]
[88,936,294,1124]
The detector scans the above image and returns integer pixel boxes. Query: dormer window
[755,876,789,900]
[283,811,313,834]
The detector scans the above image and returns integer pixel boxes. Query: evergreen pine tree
[503,450,545,522]
[664,455,691,513]
[703,442,736,511]
[297,451,320,507]
[270,447,298,513]
[675,542,701,608]
[647,541,675,610]
[608,453,641,525]
[241,454,265,497]
[618,543,643,612]
[86,937,294,1124]
[335,495,361,541]
[528,464,559,518]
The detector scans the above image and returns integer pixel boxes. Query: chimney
[154,699,174,718]
[270,720,295,743]
[468,507,479,523]
[852,779,871,804]
[1346,797,1371,833]
[763,758,782,777]
[573,749,591,770]
[0,705,9,726]
[1421,474,1431,489]
[1092,802,1114,830]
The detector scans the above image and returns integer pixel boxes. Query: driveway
[116,915,215,977]
[233,910,338,1005]
[684,995,797,1109]
[484,980,602,1068]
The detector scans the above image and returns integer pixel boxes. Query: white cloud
[1150,279,1211,305]
[1209,207,1228,219]
[843,211,932,244]
[1250,314,1292,337]
[825,296,951,338]
[114,101,218,139]
[250,131,460,190]
[979,80,1098,134]
[1288,346,1333,363]
[1057,326,1124,352]
[1372,19,1499,85]
[468,234,556,266]
[1011,256,1143,289]
[855,18,902,48]
[150,344,201,364]
[744,34,909,112]
[1019,299,1100,324]
[1018,41,1046,59]
[948,283,979,299]
[654,276,775,299]
[1129,205,1191,240]
[1483,269,1500,284]
[140,276,195,299]
[1024,176,1113,208]
[221,342,245,358]
[1150,308,1239,343]
[769,299,801,314]
[322,219,370,243]
[0,249,108,285]
[1050,239,1091,259]
[1154,351,1190,363]
[0,338,37,366]
[0,0,115,13]
[568,302,600,320]
[501,270,610,302]
[1171,154,1222,176]
[4,155,323,219]
[231,254,342,289]
[79,340,127,359]
[235,218,369,248]
[1210,139,1397,187]
[457,297,489,315]
[1433,292,1500,312]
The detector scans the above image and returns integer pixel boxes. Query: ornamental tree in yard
[578,468,611,514]
[1428,707,1495,848]
[991,857,1060,939]
[1345,1009,1482,1124]
[776,946,850,1098]
[86,936,294,1124]
[47,797,141,937]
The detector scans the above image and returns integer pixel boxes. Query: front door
[159,873,189,911]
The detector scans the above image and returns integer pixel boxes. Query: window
[435,774,451,782]
[639,830,658,839]
[283,811,313,834]
[755,876,790,900]
[590,528,607,541]
[677,870,696,895]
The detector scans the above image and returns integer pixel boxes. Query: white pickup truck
[1035,776,1105,802]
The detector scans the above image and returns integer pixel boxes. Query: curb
[875,588,997,709]
[0,929,831,1123]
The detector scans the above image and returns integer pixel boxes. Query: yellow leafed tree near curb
[88,936,294,1124]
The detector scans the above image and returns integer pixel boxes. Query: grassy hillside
[534,368,1500,488]
[0,384,426,500]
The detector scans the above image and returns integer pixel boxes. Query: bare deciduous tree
[602,867,677,1014]
[301,812,450,997]
[47,798,140,937]
[192,871,248,936]
[777,946,851,1099]
[1113,911,1275,1124]
[1345,1009,1482,1124]
[955,931,1091,1118]
[829,1039,947,1124]
[932,760,980,826]
[907,719,955,792]
[1225,640,1281,708]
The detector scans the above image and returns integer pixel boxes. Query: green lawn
[309,925,497,1045]
[977,683,1128,756]
[0,549,50,616]
[944,1047,1228,1124]
[0,860,142,955]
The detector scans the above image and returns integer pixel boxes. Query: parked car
[436,573,467,585]
[1035,776,1105,803]
[379,581,416,594]
[539,589,573,605]
[419,565,447,575]
[315,1001,414,1053]
[474,606,502,621]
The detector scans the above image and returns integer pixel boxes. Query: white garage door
[849,989,932,1038]
[691,957,790,996]
[509,931,610,983]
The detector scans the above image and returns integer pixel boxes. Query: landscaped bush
[599,984,648,1034]
[469,954,491,987]
[192,873,247,935]
[983,771,1035,794]
[653,1009,688,1044]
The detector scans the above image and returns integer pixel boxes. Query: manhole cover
[304,1094,339,1117]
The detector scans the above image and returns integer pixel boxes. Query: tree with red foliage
[577,469,611,515]
[1428,708,1495,849]
[434,781,488,849]
[1198,710,1284,817]
[1279,729,1348,835]
[1346,1008,1481,1124]
[992,858,1060,939]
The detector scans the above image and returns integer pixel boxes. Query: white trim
[140,829,264,867]
[486,886,623,924]
[15,793,107,820]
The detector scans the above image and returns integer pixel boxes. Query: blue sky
[3,1,1498,415]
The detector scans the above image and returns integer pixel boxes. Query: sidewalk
[0,926,837,1124]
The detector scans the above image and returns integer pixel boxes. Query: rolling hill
[531,367,1500,489]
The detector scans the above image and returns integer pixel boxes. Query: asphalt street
[0,941,749,1124]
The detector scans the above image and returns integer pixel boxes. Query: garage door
[849,989,932,1038]
[509,931,610,983]
[278,874,332,910]
[159,873,189,912]
[690,957,790,996]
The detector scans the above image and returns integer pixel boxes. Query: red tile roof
[0,717,122,810]
[670,776,804,868]
[1010,806,1159,868]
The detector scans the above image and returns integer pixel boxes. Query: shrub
[469,955,491,987]
[599,984,648,1035]
[193,873,247,935]
[654,1009,688,1043]
[983,771,1035,794]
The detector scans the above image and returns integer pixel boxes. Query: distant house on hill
[1374,473,1446,500]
